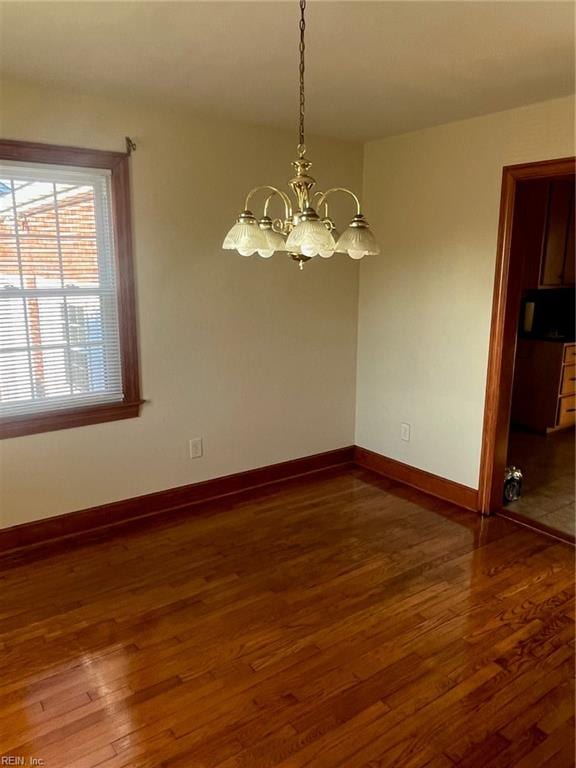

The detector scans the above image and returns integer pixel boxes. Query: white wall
[0,78,363,528]
[356,96,575,489]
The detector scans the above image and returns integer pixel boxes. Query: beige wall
[356,96,575,489]
[0,78,363,528]
[2,83,574,527]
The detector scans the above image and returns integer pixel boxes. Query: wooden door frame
[478,156,576,516]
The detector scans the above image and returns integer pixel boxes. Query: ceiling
[1,1,574,141]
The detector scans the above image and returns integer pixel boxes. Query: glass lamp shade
[285,219,336,258]
[335,220,380,259]
[223,217,267,256]
[258,226,286,258]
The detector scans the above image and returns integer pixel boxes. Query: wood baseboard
[5,440,572,557]
[0,446,355,554]
[354,446,479,512]
[1,445,483,556]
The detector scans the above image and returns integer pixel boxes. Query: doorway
[479,156,575,542]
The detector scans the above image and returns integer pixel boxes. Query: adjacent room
[505,176,575,537]
[0,2,574,766]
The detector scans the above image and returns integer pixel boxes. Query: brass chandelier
[222,0,380,269]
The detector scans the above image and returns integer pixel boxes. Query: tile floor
[507,426,575,537]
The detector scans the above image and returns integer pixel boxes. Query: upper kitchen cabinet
[541,178,574,286]
[515,176,575,290]
[562,191,575,286]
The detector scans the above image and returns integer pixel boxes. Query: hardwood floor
[0,467,574,768]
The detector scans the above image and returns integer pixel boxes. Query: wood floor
[0,467,574,768]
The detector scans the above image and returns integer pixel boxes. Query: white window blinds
[0,161,124,417]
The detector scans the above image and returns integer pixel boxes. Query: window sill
[0,400,144,439]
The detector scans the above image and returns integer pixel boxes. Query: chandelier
[222,0,380,269]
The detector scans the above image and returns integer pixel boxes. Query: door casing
[478,156,576,516]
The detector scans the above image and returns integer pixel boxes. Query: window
[0,141,141,438]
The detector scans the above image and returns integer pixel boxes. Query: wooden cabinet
[511,340,576,432]
[564,202,575,286]
[564,344,576,365]
[558,394,576,428]
[560,364,576,395]
[515,176,575,291]
[541,179,574,286]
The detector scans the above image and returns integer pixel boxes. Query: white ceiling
[1,1,574,141]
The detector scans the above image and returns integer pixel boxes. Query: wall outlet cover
[189,437,203,459]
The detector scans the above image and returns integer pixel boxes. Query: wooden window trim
[0,140,142,439]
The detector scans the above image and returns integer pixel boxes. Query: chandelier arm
[244,185,293,220]
[263,192,292,220]
[315,188,362,216]
[263,193,275,217]
[313,191,330,219]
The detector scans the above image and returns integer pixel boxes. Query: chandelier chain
[298,0,306,153]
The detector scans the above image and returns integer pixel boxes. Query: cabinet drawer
[564,345,576,364]
[558,395,576,427]
[561,365,576,395]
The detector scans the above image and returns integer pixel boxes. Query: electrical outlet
[401,423,411,442]
[189,437,203,459]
